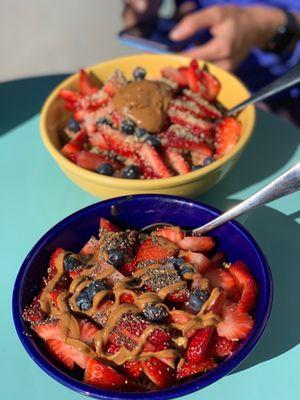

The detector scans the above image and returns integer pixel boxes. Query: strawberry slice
[76,151,120,172]
[47,247,65,282]
[49,288,64,309]
[46,339,75,370]
[140,143,172,178]
[62,131,87,163]
[122,360,143,379]
[200,69,221,101]
[161,66,188,87]
[204,267,240,301]
[79,320,98,346]
[178,236,215,252]
[167,288,189,304]
[33,320,61,341]
[154,226,185,243]
[186,59,205,94]
[217,307,254,340]
[208,332,238,358]
[168,99,206,119]
[136,237,178,262]
[228,261,257,312]
[88,131,109,150]
[84,358,127,389]
[163,148,191,175]
[183,89,223,119]
[121,259,138,276]
[22,292,44,323]
[148,329,171,347]
[80,236,99,256]
[185,327,214,364]
[161,129,213,156]
[100,218,120,233]
[168,108,213,141]
[105,342,121,355]
[142,357,174,388]
[100,125,140,157]
[119,293,135,304]
[79,69,98,96]
[169,310,193,325]
[176,359,216,379]
[215,117,242,156]
[58,89,83,110]
[117,313,148,342]
[182,250,211,273]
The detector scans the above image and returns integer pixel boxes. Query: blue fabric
[175,0,300,104]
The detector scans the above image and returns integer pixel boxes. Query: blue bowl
[12,194,272,400]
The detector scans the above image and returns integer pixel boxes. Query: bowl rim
[12,194,272,400]
[40,54,256,189]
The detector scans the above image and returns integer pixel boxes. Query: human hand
[122,0,162,28]
[170,5,286,71]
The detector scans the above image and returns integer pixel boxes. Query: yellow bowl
[40,54,255,199]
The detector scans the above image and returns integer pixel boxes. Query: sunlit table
[1,75,299,400]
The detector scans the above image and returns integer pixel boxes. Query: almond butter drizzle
[38,250,221,366]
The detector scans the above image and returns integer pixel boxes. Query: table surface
[1,75,299,400]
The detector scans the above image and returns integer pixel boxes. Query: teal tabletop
[1,75,299,400]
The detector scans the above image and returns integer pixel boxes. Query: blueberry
[192,165,203,171]
[135,127,148,138]
[67,118,80,132]
[121,119,136,135]
[180,263,195,277]
[96,117,113,127]
[107,249,124,268]
[87,280,108,299]
[188,290,209,313]
[76,289,92,311]
[143,303,168,322]
[170,257,185,269]
[144,134,161,148]
[121,165,140,179]
[203,157,214,166]
[63,252,83,271]
[96,163,114,176]
[133,67,147,81]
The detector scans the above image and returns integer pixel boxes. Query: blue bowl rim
[12,194,273,400]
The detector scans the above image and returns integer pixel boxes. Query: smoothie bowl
[13,195,272,399]
[40,54,255,199]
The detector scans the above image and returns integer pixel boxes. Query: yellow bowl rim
[40,54,256,190]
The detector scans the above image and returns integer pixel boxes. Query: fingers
[182,38,224,61]
[170,6,224,41]
[124,0,148,13]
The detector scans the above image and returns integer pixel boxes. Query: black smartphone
[118,17,211,53]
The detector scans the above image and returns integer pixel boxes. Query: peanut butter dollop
[112,80,172,133]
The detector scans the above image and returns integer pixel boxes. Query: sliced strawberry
[183,89,223,119]
[122,360,143,379]
[47,247,65,282]
[99,218,120,233]
[204,267,240,301]
[163,148,191,175]
[148,329,171,347]
[136,237,178,262]
[168,108,213,140]
[62,131,87,162]
[46,339,74,370]
[185,327,214,364]
[214,117,242,156]
[167,288,189,304]
[200,69,221,101]
[228,261,257,313]
[119,293,135,304]
[76,151,120,172]
[79,320,98,345]
[33,320,61,341]
[84,358,127,389]
[79,69,98,96]
[208,332,238,358]
[117,313,148,342]
[161,66,188,87]
[80,236,99,256]
[210,290,227,315]
[217,307,254,340]
[121,259,138,276]
[105,342,121,355]
[89,131,109,150]
[186,59,205,94]
[178,236,214,252]
[140,143,172,178]
[49,288,64,309]
[100,125,140,157]
[22,292,44,323]
[168,99,206,119]
[161,129,213,156]
[176,359,216,379]
[58,89,82,110]
[182,250,211,273]
[142,357,174,388]
[154,226,185,243]
[69,269,83,280]
[169,310,193,325]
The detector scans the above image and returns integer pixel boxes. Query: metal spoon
[141,163,300,235]
[226,63,300,117]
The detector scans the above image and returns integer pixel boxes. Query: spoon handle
[193,163,300,236]
[227,63,300,116]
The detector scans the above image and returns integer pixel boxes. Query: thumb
[170,6,223,41]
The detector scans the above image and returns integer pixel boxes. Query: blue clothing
[176,0,300,104]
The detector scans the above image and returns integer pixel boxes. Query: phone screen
[119,17,211,53]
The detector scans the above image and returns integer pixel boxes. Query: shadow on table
[200,108,299,207]
[229,204,300,374]
[0,74,69,136]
